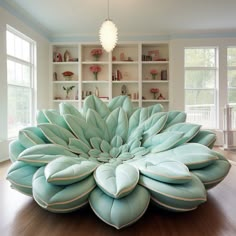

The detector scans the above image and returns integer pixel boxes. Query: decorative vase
[94,73,98,80]
[152,74,157,80]
[153,92,157,99]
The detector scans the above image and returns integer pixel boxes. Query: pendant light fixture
[99,0,118,52]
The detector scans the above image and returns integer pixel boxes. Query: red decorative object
[91,49,103,61]
[90,65,102,80]
[62,71,74,77]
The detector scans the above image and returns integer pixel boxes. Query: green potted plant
[63,85,75,99]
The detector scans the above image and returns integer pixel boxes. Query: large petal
[59,102,83,118]
[33,167,96,213]
[83,95,110,119]
[18,144,77,166]
[38,123,75,147]
[143,131,184,153]
[19,130,45,148]
[86,109,109,141]
[45,156,98,185]
[106,108,128,142]
[9,139,26,162]
[189,130,216,148]
[139,160,192,184]
[139,174,206,212]
[89,185,150,229]
[94,163,139,198]
[163,123,201,146]
[108,95,134,118]
[44,110,70,130]
[163,111,187,130]
[7,161,38,196]
[191,159,231,189]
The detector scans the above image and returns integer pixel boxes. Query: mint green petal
[94,163,139,198]
[68,138,91,155]
[106,108,128,142]
[45,156,98,185]
[18,144,77,166]
[63,114,90,145]
[139,174,206,212]
[142,113,168,141]
[163,123,201,147]
[143,132,184,153]
[7,161,38,196]
[9,140,26,162]
[39,123,75,147]
[83,95,110,119]
[89,186,150,229]
[163,111,187,130]
[86,109,109,141]
[191,159,231,189]
[189,130,216,148]
[139,160,192,184]
[19,130,45,148]
[33,167,96,213]
[108,95,134,118]
[36,110,50,124]
[110,135,123,147]
[44,110,70,130]
[59,102,83,118]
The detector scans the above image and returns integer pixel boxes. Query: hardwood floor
[0,149,236,236]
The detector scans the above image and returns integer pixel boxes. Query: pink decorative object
[90,65,102,80]
[150,69,158,80]
[150,88,159,99]
[91,49,103,61]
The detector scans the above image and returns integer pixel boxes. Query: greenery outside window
[184,48,218,129]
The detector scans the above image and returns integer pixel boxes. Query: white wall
[0,6,50,161]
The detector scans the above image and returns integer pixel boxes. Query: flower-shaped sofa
[7,95,231,229]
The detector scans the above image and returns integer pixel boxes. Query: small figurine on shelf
[54,52,62,62]
[150,69,158,80]
[95,87,99,97]
[90,65,101,80]
[150,88,159,99]
[158,93,165,100]
[91,49,103,61]
[63,85,75,99]
[64,50,71,62]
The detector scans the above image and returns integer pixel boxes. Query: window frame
[184,47,219,129]
[6,25,37,138]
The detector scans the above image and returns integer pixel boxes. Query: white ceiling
[3,0,236,41]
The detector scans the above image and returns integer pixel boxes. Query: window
[184,48,218,129]
[6,26,36,138]
[227,47,236,130]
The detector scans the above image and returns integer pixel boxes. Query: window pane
[185,89,215,105]
[228,89,236,104]
[185,90,216,128]
[6,30,31,62]
[228,70,236,88]
[8,85,31,138]
[227,48,236,66]
[185,48,216,67]
[185,70,216,89]
[7,60,30,86]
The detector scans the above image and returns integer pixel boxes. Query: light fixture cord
[107,0,110,19]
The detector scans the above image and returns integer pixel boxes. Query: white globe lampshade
[99,19,118,53]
